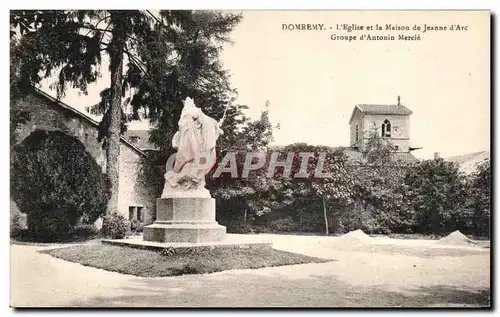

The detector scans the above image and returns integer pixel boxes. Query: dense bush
[130,219,144,234]
[405,158,469,234]
[101,213,130,239]
[10,205,26,238]
[267,217,297,232]
[11,130,111,241]
[71,224,99,240]
[224,221,256,234]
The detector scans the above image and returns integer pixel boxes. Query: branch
[123,49,150,79]
[79,25,140,43]
[84,15,111,37]
[94,15,111,29]
[146,10,163,26]
[79,25,113,34]
[100,21,111,43]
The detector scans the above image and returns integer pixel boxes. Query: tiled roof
[124,129,158,150]
[349,104,413,124]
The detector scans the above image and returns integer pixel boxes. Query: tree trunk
[323,199,329,236]
[106,14,125,215]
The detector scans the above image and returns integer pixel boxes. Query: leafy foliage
[468,159,491,217]
[101,212,130,239]
[405,158,469,233]
[10,39,31,145]
[348,129,413,234]
[11,10,242,215]
[130,219,145,233]
[11,130,111,241]
[10,204,26,237]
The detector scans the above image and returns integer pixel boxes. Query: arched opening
[382,119,391,137]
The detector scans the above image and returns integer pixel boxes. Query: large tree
[10,10,241,214]
[405,158,468,234]
[349,127,413,234]
[207,101,277,225]
[465,158,490,236]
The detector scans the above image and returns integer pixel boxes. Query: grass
[41,244,330,277]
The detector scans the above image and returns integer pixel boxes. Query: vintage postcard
[9,10,491,308]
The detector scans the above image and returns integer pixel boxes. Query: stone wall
[349,110,364,148]
[11,90,156,224]
[362,114,410,152]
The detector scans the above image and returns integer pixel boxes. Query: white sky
[40,10,490,160]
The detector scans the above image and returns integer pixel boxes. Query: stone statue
[162,97,223,198]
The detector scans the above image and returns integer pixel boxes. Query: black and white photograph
[8,8,491,308]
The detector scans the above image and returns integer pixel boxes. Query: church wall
[349,109,364,148]
[119,146,156,225]
[362,114,410,152]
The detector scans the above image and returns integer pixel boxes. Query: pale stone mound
[335,229,373,244]
[438,230,478,246]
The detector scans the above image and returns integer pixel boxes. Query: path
[10,234,490,307]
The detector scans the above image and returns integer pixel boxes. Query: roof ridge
[33,87,146,157]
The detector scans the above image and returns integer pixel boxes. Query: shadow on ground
[69,270,490,307]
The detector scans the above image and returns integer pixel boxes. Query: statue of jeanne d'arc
[161,97,224,198]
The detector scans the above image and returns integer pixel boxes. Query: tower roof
[349,104,413,125]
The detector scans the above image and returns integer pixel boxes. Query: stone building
[11,88,157,225]
[347,96,418,163]
[124,129,158,152]
[349,96,414,153]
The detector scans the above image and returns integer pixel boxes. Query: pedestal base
[143,197,226,243]
[143,223,226,243]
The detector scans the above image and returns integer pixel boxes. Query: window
[129,206,144,221]
[355,125,359,142]
[381,119,391,137]
[129,136,140,144]
[128,207,135,221]
[395,145,399,151]
[137,207,144,221]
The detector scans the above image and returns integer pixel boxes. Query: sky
[40,11,490,160]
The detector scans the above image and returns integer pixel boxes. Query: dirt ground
[10,233,490,307]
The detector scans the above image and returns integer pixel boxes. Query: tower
[348,96,413,152]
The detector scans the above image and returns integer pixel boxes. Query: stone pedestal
[143,197,226,243]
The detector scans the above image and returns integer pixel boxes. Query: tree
[349,126,412,234]
[10,38,30,145]
[261,143,353,235]
[208,101,277,227]
[11,130,110,241]
[10,10,241,214]
[466,158,491,236]
[405,158,468,234]
[468,158,491,217]
[363,122,396,164]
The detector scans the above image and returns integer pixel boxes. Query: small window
[129,136,140,144]
[355,125,359,142]
[137,207,144,221]
[395,145,399,151]
[129,206,144,221]
[382,119,391,137]
[128,207,135,221]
